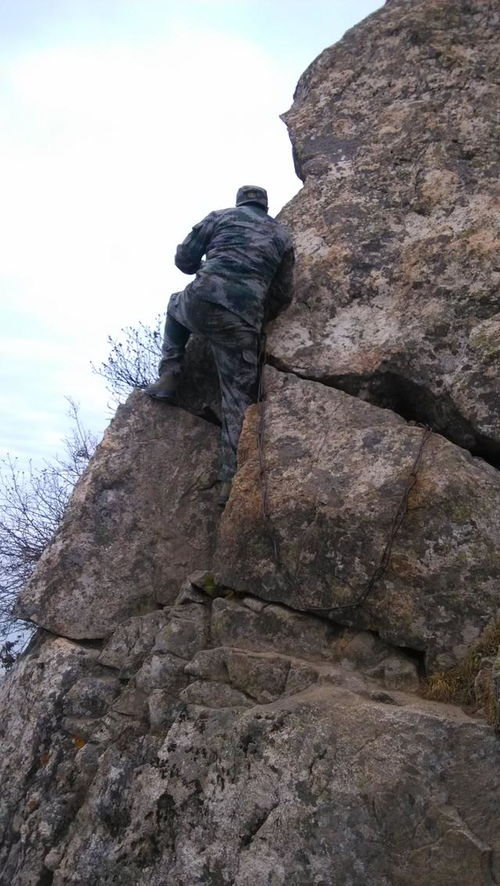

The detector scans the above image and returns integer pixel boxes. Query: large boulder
[215,368,500,672]
[16,391,220,638]
[270,0,500,459]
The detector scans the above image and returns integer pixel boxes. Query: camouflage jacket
[174,204,294,329]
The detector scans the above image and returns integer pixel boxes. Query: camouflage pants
[160,289,260,482]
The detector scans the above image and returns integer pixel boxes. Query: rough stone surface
[475,645,500,730]
[0,635,104,882]
[494,647,500,728]
[99,610,172,677]
[1,589,499,886]
[2,1,500,883]
[16,390,220,639]
[216,368,500,672]
[270,0,500,459]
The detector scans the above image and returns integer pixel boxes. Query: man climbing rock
[145,185,294,506]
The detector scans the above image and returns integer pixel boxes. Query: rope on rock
[256,351,432,616]
[316,424,432,616]
[257,333,282,565]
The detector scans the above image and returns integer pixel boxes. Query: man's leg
[174,299,259,494]
[201,308,259,499]
[158,313,191,375]
[215,344,258,483]
[145,296,191,400]
[146,291,260,503]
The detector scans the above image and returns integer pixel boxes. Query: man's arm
[175,212,217,274]
[265,246,295,322]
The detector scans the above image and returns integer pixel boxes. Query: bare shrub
[93,315,163,402]
[0,399,97,666]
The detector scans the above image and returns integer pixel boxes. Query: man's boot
[144,372,179,401]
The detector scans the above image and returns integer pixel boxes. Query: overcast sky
[0,0,382,464]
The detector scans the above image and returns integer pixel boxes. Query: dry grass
[422,621,500,729]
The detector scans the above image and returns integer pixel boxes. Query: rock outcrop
[17,392,220,637]
[216,367,500,673]
[2,582,500,885]
[2,0,500,883]
[269,0,500,461]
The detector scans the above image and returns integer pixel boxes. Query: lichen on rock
[271,0,500,461]
[216,367,500,673]
[2,582,500,885]
[16,391,220,639]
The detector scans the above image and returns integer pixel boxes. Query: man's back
[175,203,294,328]
[203,205,291,284]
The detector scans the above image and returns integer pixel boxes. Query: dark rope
[256,334,281,564]
[256,345,432,615]
[309,425,432,615]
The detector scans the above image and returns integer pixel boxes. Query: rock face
[215,368,500,672]
[16,391,220,638]
[2,1,500,884]
[2,582,500,886]
[270,0,500,460]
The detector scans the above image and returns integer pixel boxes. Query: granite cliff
[2,0,500,883]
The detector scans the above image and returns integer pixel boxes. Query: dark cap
[235,185,268,210]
